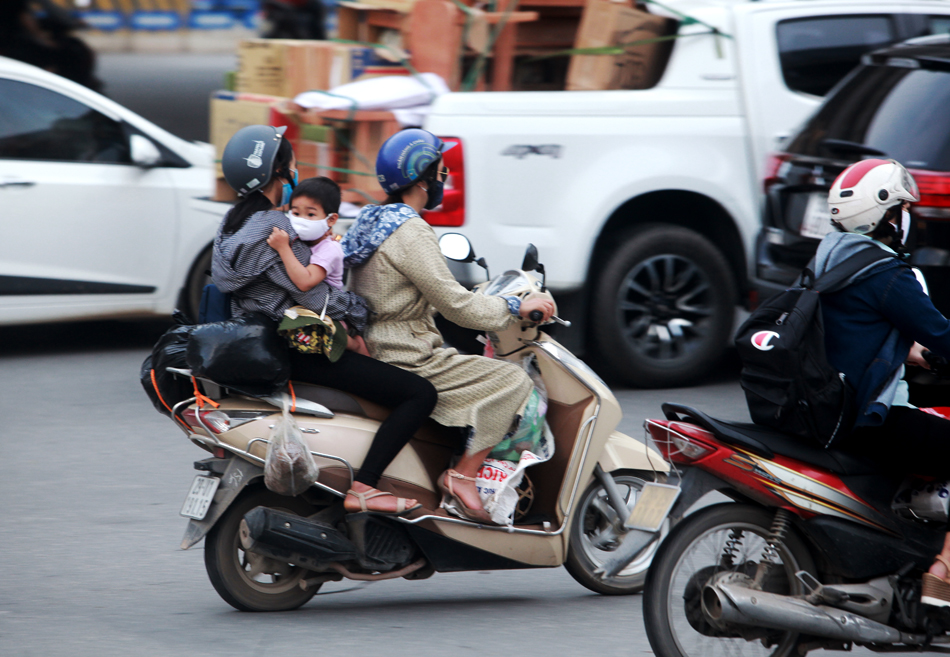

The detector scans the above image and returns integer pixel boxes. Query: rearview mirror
[522,244,539,272]
[130,134,162,168]
[439,233,475,263]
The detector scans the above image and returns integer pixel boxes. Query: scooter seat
[290,381,463,450]
[661,403,879,476]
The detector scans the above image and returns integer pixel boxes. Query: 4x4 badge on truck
[502,145,563,159]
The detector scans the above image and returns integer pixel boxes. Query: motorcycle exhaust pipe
[702,573,913,645]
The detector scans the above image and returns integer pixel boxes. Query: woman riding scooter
[213,125,437,515]
[342,129,554,523]
[817,159,950,606]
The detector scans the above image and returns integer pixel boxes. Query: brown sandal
[922,554,950,607]
[345,488,421,516]
[438,469,494,524]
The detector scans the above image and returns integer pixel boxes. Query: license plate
[180,475,220,520]
[800,192,834,240]
[625,482,681,532]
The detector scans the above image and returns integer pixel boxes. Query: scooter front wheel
[564,470,664,595]
[204,486,321,611]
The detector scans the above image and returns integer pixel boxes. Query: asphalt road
[0,319,724,657]
[0,320,924,657]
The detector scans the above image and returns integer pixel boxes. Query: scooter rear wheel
[643,504,815,657]
[204,486,321,611]
[564,470,664,595]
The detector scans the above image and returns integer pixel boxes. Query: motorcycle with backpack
[141,236,671,611]
[626,240,950,655]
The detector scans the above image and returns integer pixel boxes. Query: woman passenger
[342,129,555,523]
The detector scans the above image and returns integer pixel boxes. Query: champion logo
[245,140,265,168]
[751,330,780,351]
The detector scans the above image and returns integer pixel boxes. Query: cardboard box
[213,177,239,203]
[236,39,410,99]
[566,2,678,91]
[209,91,286,175]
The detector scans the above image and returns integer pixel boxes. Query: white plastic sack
[476,423,555,526]
[293,73,450,112]
[391,105,432,128]
[263,394,320,496]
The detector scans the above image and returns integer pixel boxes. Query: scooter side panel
[218,410,444,497]
[433,522,564,566]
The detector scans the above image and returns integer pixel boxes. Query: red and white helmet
[828,159,919,234]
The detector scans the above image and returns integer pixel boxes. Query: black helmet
[221,125,287,197]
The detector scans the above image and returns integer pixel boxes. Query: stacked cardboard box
[209,90,286,201]
[566,1,678,91]
[235,39,410,99]
[296,110,401,204]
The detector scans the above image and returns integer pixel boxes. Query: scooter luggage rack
[170,396,354,500]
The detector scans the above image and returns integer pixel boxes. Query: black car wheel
[182,247,212,323]
[591,225,736,388]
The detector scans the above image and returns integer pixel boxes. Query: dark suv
[755,36,950,315]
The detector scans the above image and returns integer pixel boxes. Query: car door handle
[0,178,36,188]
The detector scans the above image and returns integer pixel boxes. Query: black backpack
[735,248,893,447]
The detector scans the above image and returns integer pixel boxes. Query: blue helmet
[376,129,455,194]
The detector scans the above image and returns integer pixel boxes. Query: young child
[267,177,369,357]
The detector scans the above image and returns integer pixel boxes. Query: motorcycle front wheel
[204,487,321,612]
[564,471,665,595]
[643,504,815,657]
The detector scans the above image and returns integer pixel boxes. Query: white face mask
[901,209,911,246]
[287,212,330,241]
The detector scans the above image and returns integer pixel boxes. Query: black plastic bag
[141,320,198,417]
[186,313,290,397]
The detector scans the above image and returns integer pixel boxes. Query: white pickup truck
[425,0,950,387]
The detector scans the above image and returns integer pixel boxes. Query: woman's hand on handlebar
[520,297,555,323]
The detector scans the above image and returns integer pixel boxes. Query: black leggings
[288,350,438,487]
[845,406,950,477]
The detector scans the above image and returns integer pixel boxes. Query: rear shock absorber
[720,529,744,569]
[753,509,792,589]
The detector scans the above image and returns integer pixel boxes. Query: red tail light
[645,420,716,464]
[422,137,464,227]
[763,153,790,194]
[909,169,950,220]
[183,409,230,434]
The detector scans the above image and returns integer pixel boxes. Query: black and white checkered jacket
[211,209,368,333]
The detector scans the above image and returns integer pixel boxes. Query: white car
[0,56,226,326]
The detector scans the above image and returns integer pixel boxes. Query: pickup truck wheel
[591,226,735,388]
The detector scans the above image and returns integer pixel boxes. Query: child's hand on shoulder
[267,227,291,251]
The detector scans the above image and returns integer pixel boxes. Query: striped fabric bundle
[212,209,369,333]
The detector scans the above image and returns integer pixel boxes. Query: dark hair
[222,137,295,234]
[870,204,908,255]
[383,157,441,206]
[291,176,341,215]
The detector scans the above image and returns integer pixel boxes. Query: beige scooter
[169,236,668,611]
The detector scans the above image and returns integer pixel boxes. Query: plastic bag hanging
[264,393,320,496]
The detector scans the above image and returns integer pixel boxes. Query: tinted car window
[785,64,950,171]
[777,16,895,96]
[0,79,130,164]
[930,16,950,35]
